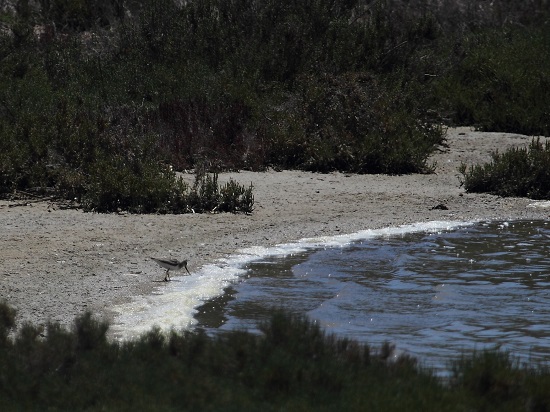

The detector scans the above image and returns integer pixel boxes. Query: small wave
[111,220,474,340]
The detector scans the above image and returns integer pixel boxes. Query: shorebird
[150,258,191,282]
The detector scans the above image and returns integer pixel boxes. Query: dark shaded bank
[1,0,549,212]
[1,302,550,411]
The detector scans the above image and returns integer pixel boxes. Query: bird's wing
[151,257,179,265]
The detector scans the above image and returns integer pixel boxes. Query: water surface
[197,220,550,371]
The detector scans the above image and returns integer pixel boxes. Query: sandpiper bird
[150,258,191,282]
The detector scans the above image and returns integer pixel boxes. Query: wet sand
[1,127,549,331]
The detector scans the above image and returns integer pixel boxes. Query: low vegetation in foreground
[460,138,550,200]
[1,302,550,411]
[0,1,548,212]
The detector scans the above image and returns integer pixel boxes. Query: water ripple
[206,220,550,373]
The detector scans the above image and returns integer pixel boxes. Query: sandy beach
[1,127,549,332]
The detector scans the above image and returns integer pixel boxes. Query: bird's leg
[164,269,170,282]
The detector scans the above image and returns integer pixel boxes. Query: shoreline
[1,127,549,333]
[113,219,479,340]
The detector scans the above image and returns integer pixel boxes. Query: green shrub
[448,349,550,410]
[266,72,443,173]
[452,350,522,401]
[82,154,184,213]
[185,171,254,214]
[0,301,16,347]
[2,301,550,410]
[436,26,550,136]
[460,138,550,199]
[220,178,254,213]
[2,0,549,212]
[0,81,254,213]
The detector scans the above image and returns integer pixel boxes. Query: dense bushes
[437,26,550,136]
[0,0,549,211]
[266,72,441,173]
[1,301,550,410]
[0,91,254,213]
[460,138,550,200]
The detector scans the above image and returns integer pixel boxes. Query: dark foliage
[1,302,550,410]
[437,26,550,136]
[460,139,550,200]
[0,0,548,211]
[266,72,442,173]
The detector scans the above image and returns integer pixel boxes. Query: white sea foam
[528,200,550,208]
[111,220,474,340]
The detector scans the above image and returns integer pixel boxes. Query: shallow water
[112,221,471,339]
[197,220,550,372]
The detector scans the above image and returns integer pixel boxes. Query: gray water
[196,220,550,371]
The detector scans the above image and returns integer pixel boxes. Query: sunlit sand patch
[527,201,550,208]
